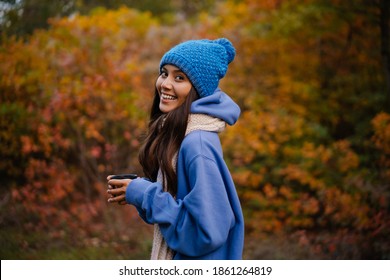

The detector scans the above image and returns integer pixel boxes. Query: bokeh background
[1,0,389,260]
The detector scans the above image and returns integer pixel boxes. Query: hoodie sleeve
[126,138,235,257]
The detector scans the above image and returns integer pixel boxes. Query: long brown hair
[138,87,199,194]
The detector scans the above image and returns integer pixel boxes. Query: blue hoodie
[126,88,244,260]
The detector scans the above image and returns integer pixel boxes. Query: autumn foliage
[1,1,389,259]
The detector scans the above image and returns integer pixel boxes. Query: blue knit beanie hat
[159,38,236,98]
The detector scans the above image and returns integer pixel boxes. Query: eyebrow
[161,66,185,74]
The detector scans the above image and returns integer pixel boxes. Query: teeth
[161,93,177,100]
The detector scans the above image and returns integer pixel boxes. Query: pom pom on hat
[213,38,235,64]
[159,38,236,98]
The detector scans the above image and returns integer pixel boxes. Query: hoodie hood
[190,88,241,125]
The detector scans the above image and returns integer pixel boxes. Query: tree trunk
[380,0,390,112]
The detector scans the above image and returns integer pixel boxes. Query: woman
[107,38,244,260]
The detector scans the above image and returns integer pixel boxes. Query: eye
[160,69,168,77]
[175,75,185,81]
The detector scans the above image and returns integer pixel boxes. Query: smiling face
[156,64,193,113]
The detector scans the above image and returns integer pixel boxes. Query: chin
[159,104,172,113]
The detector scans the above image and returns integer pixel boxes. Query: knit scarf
[150,113,226,260]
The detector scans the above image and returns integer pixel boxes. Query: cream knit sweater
[150,113,226,260]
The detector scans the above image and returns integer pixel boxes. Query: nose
[161,76,173,90]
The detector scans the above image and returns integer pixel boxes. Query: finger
[107,175,114,180]
[119,200,127,205]
[108,194,125,203]
[107,179,128,186]
[108,196,118,203]
[108,182,123,191]
[108,185,125,194]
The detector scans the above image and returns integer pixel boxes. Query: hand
[106,175,132,205]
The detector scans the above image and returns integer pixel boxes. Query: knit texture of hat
[159,38,235,98]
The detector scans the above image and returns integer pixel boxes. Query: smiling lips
[161,93,177,101]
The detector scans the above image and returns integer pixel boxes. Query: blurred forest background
[1,0,389,259]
